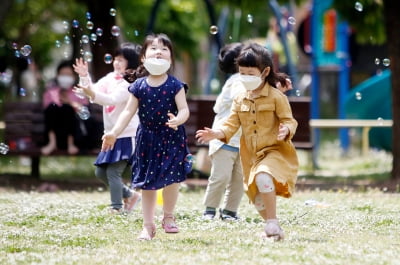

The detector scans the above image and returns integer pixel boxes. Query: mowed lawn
[0,187,399,265]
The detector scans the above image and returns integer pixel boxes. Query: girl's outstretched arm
[102,94,138,151]
[195,127,224,144]
[165,87,189,130]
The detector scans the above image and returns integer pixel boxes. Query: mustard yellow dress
[219,83,299,203]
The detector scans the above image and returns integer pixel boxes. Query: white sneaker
[264,219,284,241]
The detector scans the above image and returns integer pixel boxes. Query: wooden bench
[2,101,103,179]
[1,96,312,179]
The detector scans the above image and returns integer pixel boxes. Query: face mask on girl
[239,74,263,91]
[143,58,171,75]
[57,75,75,89]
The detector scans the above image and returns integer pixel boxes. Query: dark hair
[115,42,141,69]
[56,60,73,74]
[236,43,288,87]
[218,42,243,74]
[135,33,174,78]
[114,42,142,83]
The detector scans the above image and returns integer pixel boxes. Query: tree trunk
[383,0,400,181]
[79,0,118,81]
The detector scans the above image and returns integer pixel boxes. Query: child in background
[196,43,298,241]
[102,33,191,240]
[73,43,142,214]
[202,42,245,221]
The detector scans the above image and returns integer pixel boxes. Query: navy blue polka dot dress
[128,75,191,190]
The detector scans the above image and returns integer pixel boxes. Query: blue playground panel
[345,70,392,151]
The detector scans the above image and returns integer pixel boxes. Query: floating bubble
[86,12,91,20]
[295,89,301,96]
[382,58,390,67]
[81,35,90,44]
[83,51,93,62]
[209,25,218,35]
[374,58,380,65]
[0,142,9,155]
[64,35,71,44]
[78,106,91,120]
[72,19,80,28]
[55,40,62,48]
[86,21,94,30]
[12,42,18,50]
[104,53,113,64]
[19,87,26,96]
[109,8,117,16]
[14,50,21,58]
[62,21,69,31]
[288,16,296,25]
[20,45,32,56]
[111,25,120,37]
[96,28,103,36]
[134,29,139,36]
[63,51,70,58]
[247,14,253,23]
[377,117,384,125]
[355,2,363,12]
[90,33,97,42]
[355,92,362,100]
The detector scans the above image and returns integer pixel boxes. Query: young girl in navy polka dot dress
[102,33,191,240]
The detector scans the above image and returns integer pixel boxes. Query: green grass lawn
[0,188,399,265]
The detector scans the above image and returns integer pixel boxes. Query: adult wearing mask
[41,60,90,155]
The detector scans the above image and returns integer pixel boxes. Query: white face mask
[239,74,262,91]
[57,75,75,89]
[143,58,171,75]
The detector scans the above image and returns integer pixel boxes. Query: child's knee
[255,172,275,193]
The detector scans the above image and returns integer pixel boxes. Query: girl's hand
[166,112,179,130]
[101,133,117,152]
[73,58,89,77]
[276,78,293,93]
[277,123,289,141]
[73,84,94,99]
[195,127,217,144]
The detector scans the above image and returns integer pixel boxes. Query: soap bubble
[64,36,71,44]
[0,143,9,155]
[355,2,363,12]
[62,21,69,31]
[374,58,380,65]
[209,25,218,35]
[81,35,90,44]
[104,53,113,64]
[247,14,253,23]
[78,106,91,120]
[86,12,92,20]
[86,21,94,30]
[109,8,117,16]
[90,33,97,42]
[96,28,103,36]
[20,45,32,56]
[111,25,120,37]
[382,58,390,67]
[288,16,296,25]
[72,19,79,28]
[355,92,362,100]
[19,87,27,96]
[83,51,93,62]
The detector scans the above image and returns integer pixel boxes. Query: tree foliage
[332,0,385,45]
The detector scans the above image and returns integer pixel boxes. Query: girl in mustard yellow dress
[196,43,298,241]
